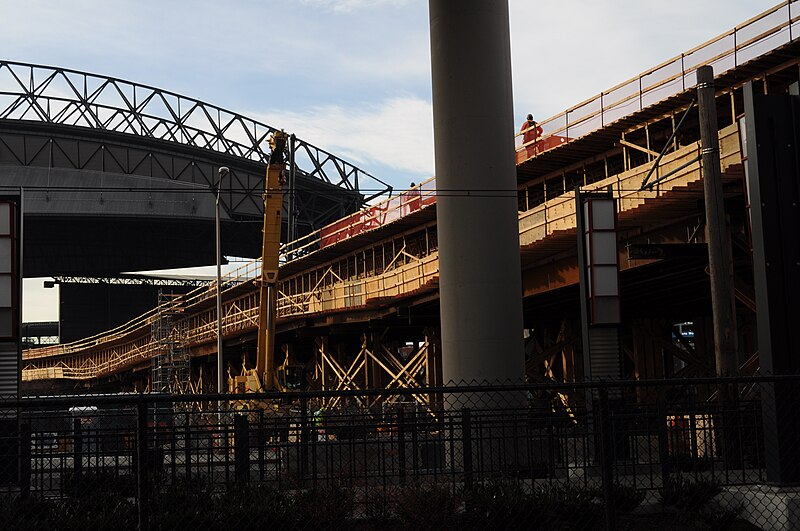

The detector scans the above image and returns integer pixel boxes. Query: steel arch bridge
[0,60,392,276]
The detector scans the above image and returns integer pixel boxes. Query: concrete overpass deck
[21,121,743,383]
[18,0,800,393]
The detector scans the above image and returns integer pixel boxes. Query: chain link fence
[1,376,798,530]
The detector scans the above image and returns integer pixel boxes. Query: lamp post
[216,166,229,397]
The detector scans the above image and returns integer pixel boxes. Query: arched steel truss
[0,60,391,202]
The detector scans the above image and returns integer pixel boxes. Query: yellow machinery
[230,130,300,396]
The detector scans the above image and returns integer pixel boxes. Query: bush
[361,486,395,525]
[660,474,722,512]
[0,493,136,531]
[464,481,534,527]
[394,482,461,530]
[534,483,601,530]
[62,470,135,498]
[462,481,600,530]
[55,493,137,531]
[0,495,58,531]
[150,477,218,530]
[293,485,354,530]
[221,484,298,530]
[593,483,646,514]
[693,505,745,531]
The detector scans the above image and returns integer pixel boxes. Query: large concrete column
[429,1,525,385]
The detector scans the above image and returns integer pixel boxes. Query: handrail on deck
[514,0,798,161]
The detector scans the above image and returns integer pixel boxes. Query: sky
[0,0,779,321]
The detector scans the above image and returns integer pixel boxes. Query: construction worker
[520,113,543,157]
[313,406,327,441]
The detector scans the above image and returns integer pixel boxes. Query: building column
[428,0,525,386]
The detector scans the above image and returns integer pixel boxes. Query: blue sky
[0,0,778,320]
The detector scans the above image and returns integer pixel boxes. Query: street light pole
[216,166,229,396]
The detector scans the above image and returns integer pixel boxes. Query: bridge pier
[429,0,525,387]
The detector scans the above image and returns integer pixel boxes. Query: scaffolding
[150,292,189,395]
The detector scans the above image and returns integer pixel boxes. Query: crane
[256,130,286,390]
[229,130,301,395]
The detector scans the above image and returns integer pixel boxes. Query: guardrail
[281,177,437,260]
[514,0,798,161]
[519,122,742,245]
[4,377,798,531]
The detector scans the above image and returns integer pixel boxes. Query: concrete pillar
[429,1,525,385]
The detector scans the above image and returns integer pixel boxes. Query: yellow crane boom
[255,130,287,390]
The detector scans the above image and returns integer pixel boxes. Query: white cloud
[300,0,412,13]
[251,96,434,186]
[509,0,776,120]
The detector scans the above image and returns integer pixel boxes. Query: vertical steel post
[288,134,297,245]
[598,388,616,531]
[73,418,82,480]
[575,187,591,378]
[184,421,191,481]
[300,396,309,480]
[657,399,670,485]
[461,409,473,490]
[136,397,149,531]
[215,168,228,396]
[743,82,800,484]
[697,66,738,376]
[397,409,406,484]
[234,414,249,483]
[19,422,30,499]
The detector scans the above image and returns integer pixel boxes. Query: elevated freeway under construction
[18,1,800,409]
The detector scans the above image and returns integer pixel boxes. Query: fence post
[184,422,191,481]
[598,388,616,531]
[19,422,30,499]
[73,418,83,480]
[461,408,473,490]
[299,396,309,480]
[410,409,418,476]
[136,397,149,531]
[397,409,406,484]
[657,399,670,485]
[258,409,265,482]
[234,414,250,483]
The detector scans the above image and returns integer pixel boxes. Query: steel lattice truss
[0,60,391,200]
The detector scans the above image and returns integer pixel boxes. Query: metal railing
[519,122,742,246]
[514,0,799,161]
[2,376,798,530]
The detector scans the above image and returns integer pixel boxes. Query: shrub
[293,485,354,530]
[694,505,745,531]
[660,474,722,512]
[149,477,218,530]
[534,483,601,530]
[394,482,461,530]
[592,483,646,514]
[464,481,534,527]
[0,495,58,531]
[216,484,296,531]
[62,470,135,498]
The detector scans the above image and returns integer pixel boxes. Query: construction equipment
[230,130,303,395]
